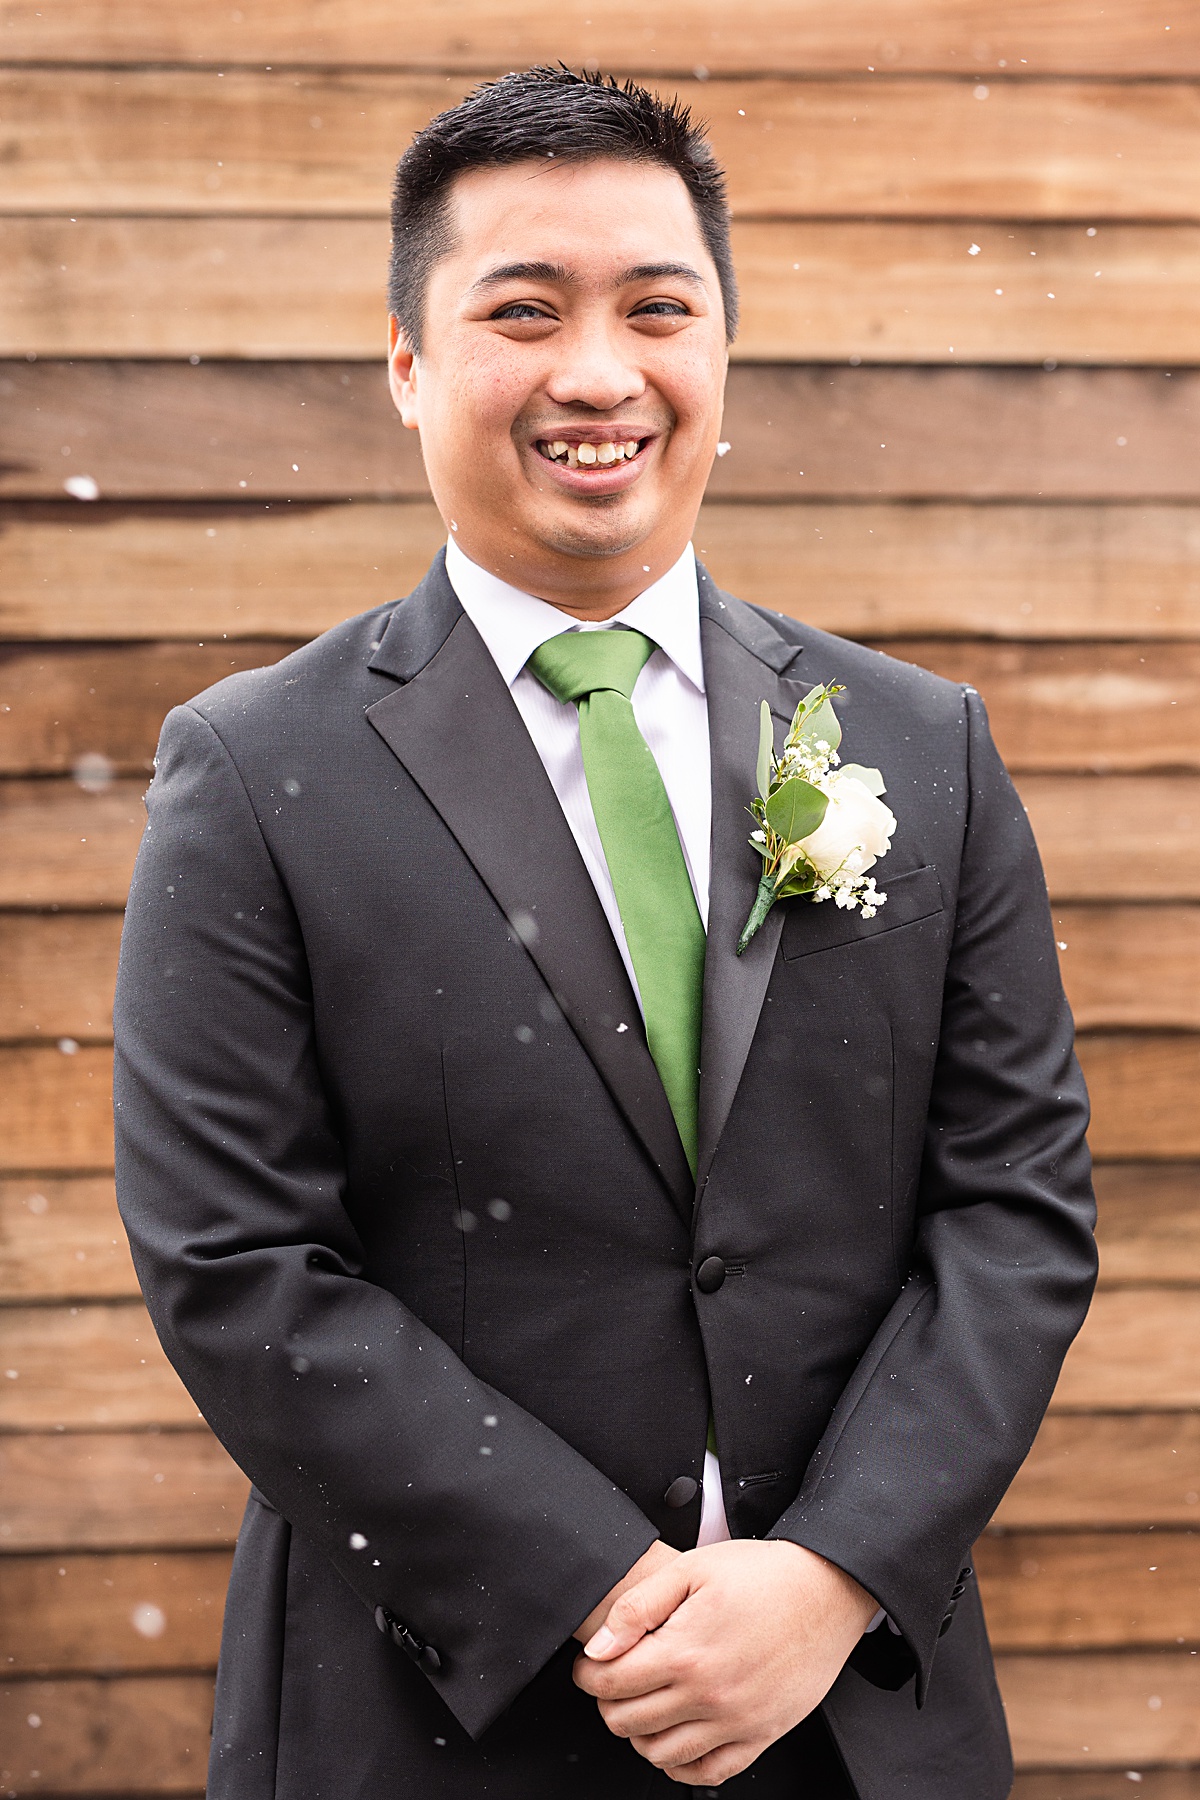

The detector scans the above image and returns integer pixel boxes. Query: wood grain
[1054,1289,1200,1412]
[1013,1775,1200,1800]
[0,913,123,1033]
[0,1282,1194,1434]
[998,1651,1200,1765]
[8,216,1200,363]
[0,1176,138,1300]
[0,1550,229,1675]
[1019,777,1200,903]
[9,772,1200,910]
[0,1672,212,1793]
[1095,1164,1200,1283]
[0,1045,115,1172]
[1053,907,1200,1031]
[0,0,1195,75]
[0,779,145,907]
[7,362,1198,504]
[884,643,1200,775]
[0,1302,199,1429]
[0,1430,248,1552]
[1078,1036,1200,1159]
[8,71,1200,222]
[977,1530,1200,1652]
[0,641,297,775]
[8,1532,1193,1674]
[9,501,1200,643]
[9,640,1200,778]
[996,1414,1200,1529]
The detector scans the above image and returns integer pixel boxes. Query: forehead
[439,157,714,280]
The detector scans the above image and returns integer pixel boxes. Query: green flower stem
[736,872,778,955]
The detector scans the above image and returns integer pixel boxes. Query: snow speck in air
[64,474,100,500]
[349,1532,368,1551]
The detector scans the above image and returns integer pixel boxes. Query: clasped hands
[572,1538,877,1787]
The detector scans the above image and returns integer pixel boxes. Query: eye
[631,299,690,318]
[491,301,555,322]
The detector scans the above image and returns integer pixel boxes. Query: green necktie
[528,628,706,1175]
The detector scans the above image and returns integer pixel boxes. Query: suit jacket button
[419,1644,443,1675]
[695,1255,726,1294]
[374,1605,389,1636]
[664,1475,699,1508]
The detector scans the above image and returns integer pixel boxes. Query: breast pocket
[780,864,945,962]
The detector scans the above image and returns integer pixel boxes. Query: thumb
[583,1557,695,1660]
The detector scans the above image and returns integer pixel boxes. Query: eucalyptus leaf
[798,696,842,755]
[755,700,773,801]
[764,777,828,844]
[838,762,886,797]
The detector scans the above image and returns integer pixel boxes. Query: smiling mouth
[536,437,645,469]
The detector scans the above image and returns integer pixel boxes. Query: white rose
[797,773,896,879]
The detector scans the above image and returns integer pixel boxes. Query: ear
[387,315,420,430]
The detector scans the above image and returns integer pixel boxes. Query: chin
[536,503,653,563]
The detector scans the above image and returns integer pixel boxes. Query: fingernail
[584,1626,616,1658]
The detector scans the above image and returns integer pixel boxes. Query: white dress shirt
[444,535,731,1547]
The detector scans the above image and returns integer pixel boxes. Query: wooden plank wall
[2,4,1199,1793]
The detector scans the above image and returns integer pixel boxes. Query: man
[114,68,1096,1799]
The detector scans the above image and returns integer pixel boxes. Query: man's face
[389,156,729,609]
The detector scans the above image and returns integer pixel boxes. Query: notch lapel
[696,571,806,1191]
[364,560,695,1219]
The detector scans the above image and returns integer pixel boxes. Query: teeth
[539,438,643,467]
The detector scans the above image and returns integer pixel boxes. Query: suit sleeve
[113,703,658,1740]
[769,686,1097,1700]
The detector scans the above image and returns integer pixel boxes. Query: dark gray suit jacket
[113,556,1096,1800]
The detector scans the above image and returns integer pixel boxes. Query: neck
[448,533,693,622]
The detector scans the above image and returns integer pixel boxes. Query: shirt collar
[444,535,704,695]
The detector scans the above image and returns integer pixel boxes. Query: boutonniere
[737,683,897,954]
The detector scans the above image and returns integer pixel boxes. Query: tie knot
[528,628,656,706]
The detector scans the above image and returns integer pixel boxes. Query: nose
[543,316,646,414]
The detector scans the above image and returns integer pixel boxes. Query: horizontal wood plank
[10,640,1200,778]
[0,1430,248,1552]
[1020,778,1200,903]
[8,501,1200,643]
[1095,1164,1200,1283]
[0,1550,229,1675]
[1052,908,1200,1031]
[7,362,1199,505]
[8,1531,1194,1675]
[0,1672,212,1793]
[0,1176,137,1299]
[7,216,1200,363]
[0,0,1195,75]
[997,1414,1200,1529]
[0,1302,198,1429]
[998,1651,1200,1766]
[9,72,1200,222]
[0,1279,1194,1432]
[0,779,145,908]
[0,641,296,776]
[0,912,123,1033]
[1013,1775,1200,1800]
[977,1530,1200,1652]
[1078,1035,1200,1158]
[882,643,1200,775]
[1054,1288,1200,1412]
[0,1044,115,1172]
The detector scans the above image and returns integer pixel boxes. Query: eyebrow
[467,259,707,294]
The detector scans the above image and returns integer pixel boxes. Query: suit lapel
[696,569,806,1190]
[364,558,695,1220]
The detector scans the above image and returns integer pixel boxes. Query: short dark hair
[388,66,738,352]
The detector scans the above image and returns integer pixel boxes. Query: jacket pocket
[780,864,944,963]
